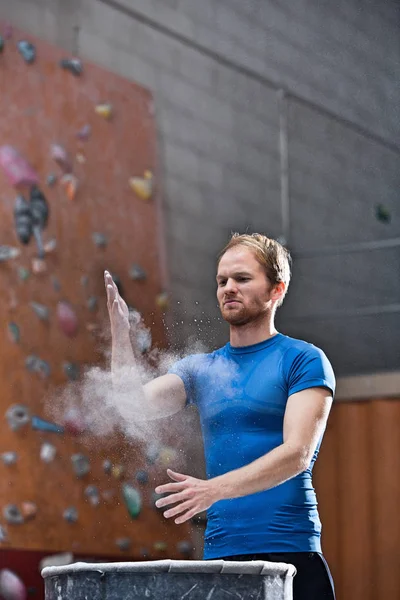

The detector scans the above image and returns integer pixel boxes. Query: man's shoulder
[280,334,328,360]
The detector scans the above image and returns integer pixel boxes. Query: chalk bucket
[42,559,296,599]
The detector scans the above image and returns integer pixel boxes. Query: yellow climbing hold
[129,170,154,201]
[156,292,169,310]
[95,103,113,119]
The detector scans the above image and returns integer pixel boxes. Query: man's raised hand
[104,270,130,335]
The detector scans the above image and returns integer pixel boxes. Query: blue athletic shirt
[168,333,335,559]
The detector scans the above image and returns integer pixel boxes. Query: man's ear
[271,281,286,304]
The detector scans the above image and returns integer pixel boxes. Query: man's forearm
[111,329,148,422]
[111,329,136,374]
[212,442,308,501]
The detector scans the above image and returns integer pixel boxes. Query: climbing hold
[0,525,8,542]
[153,541,167,552]
[59,57,83,76]
[40,442,57,463]
[76,153,86,164]
[3,504,24,525]
[375,204,391,224]
[51,144,72,173]
[46,173,57,187]
[1,452,18,466]
[129,264,147,281]
[116,538,132,552]
[25,355,51,379]
[0,246,20,262]
[135,470,149,485]
[146,443,160,464]
[76,124,91,141]
[51,276,61,292]
[63,507,78,523]
[177,540,193,556]
[139,547,150,558]
[95,103,113,119]
[60,174,78,201]
[87,296,98,312]
[111,464,125,480]
[32,416,64,434]
[80,275,89,287]
[29,186,49,258]
[63,362,80,381]
[92,232,108,248]
[129,170,153,201]
[102,459,112,475]
[57,301,79,337]
[6,404,30,431]
[159,446,178,467]
[31,258,47,274]
[63,407,86,435]
[86,322,100,334]
[84,485,100,507]
[17,267,30,281]
[156,292,169,310]
[14,196,32,245]
[21,502,37,520]
[44,238,57,254]
[7,323,20,344]
[30,302,49,321]
[136,329,152,354]
[0,36,4,53]
[0,146,39,188]
[17,40,36,63]
[122,484,142,519]
[0,568,28,600]
[71,453,90,478]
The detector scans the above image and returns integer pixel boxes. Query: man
[105,232,336,600]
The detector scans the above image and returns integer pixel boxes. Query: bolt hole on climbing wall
[0,21,199,600]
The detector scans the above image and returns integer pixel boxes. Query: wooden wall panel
[314,406,341,590]
[0,25,194,559]
[314,399,400,600]
[370,400,400,599]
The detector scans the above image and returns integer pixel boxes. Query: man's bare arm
[154,387,333,523]
[214,386,333,499]
[105,270,187,420]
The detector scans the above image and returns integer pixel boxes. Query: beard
[220,302,269,326]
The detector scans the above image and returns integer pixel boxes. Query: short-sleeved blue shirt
[168,333,335,559]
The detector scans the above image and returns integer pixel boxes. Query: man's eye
[218,281,226,286]
[237,277,249,282]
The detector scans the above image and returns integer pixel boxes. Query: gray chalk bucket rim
[41,558,297,578]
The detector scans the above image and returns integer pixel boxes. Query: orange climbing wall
[0,24,194,559]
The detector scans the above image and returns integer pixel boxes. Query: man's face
[216,247,273,326]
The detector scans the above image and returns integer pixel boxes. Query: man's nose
[224,278,238,293]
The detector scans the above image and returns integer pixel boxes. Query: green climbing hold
[8,322,20,343]
[0,36,4,53]
[122,483,142,519]
[375,204,391,224]
[18,267,30,281]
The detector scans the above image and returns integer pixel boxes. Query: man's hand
[154,469,220,524]
[104,270,130,336]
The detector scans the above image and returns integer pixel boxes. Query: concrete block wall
[0,0,399,375]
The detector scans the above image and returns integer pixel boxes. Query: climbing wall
[0,23,194,561]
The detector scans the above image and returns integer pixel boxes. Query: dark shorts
[217,552,335,600]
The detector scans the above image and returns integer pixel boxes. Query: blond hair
[218,233,291,306]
